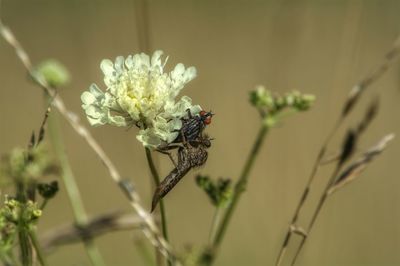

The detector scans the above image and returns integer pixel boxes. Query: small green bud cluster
[0,197,43,260]
[249,86,316,126]
[0,144,59,261]
[33,59,70,88]
[0,213,17,257]
[0,146,58,184]
[196,175,232,207]
[1,198,42,225]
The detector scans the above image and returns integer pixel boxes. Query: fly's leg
[180,127,192,149]
[156,148,178,168]
[186,108,193,119]
[156,143,182,168]
[176,128,191,175]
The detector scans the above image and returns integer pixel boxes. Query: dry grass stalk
[0,16,179,264]
[276,35,400,266]
[341,36,400,117]
[328,133,395,195]
[320,98,379,166]
[289,225,307,238]
[356,97,379,135]
[338,129,357,166]
[290,133,395,266]
[41,212,145,251]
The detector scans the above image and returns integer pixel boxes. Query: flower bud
[34,59,70,88]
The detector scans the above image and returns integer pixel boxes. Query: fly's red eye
[204,117,212,125]
[200,110,206,116]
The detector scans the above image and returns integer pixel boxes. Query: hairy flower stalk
[81,50,201,148]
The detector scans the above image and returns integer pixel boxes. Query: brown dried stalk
[276,34,400,266]
[328,133,394,195]
[320,98,379,166]
[0,15,179,264]
[41,211,145,251]
[290,133,394,266]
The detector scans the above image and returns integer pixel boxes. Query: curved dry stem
[275,34,400,266]
[0,16,179,264]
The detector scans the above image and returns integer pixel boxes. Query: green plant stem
[39,199,48,210]
[134,238,156,266]
[18,229,32,266]
[145,148,170,266]
[47,110,105,266]
[208,207,222,245]
[16,180,31,266]
[85,240,107,266]
[28,229,47,266]
[210,123,269,261]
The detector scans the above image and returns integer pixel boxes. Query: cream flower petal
[100,59,114,76]
[136,128,163,148]
[151,50,164,69]
[171,63,185,79]
[81,91,97,105]
[114,56,125,73]
[84,105,108,126]
[124,55,134,69]
[184,66,197,82]
[88,83,104,98]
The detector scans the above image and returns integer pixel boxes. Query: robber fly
[151,133,212,212]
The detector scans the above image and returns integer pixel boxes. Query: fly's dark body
[151,136,211,212]
[172,109,213,144]
[155,109,213,169]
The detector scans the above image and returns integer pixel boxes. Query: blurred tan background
[1,0,400,265]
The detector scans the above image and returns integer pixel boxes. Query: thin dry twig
[328,133,394,194]
[341,36,400,117]
[290,133,395,266]
[41,211,145,251]
[0,16,179,264]
[275,35,400,266]
[319,97,379,166]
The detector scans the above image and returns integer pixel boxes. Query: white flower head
[81,50,202,148]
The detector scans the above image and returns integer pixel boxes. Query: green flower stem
[145,148,170,266]
[211,123,269,261]
[28,229,47,266]
[135,238,156,266]
[18,229,32,266]
[39,199,48,210]
[84,240,107,266]
[47,110,105,266]
[208,207,222,245]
